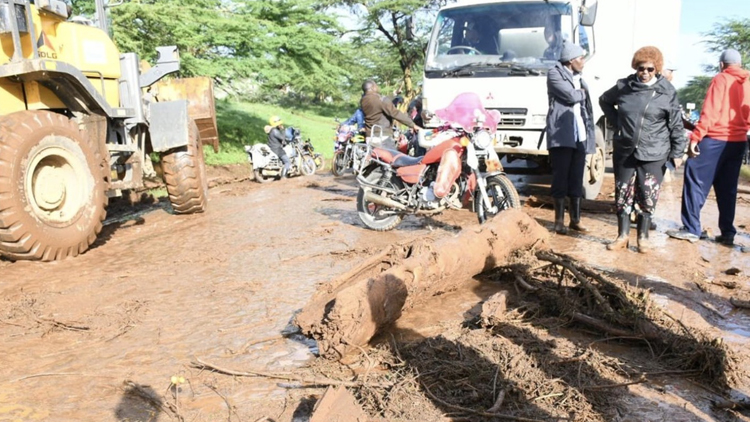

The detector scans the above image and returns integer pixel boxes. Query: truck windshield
[425,2,575,72]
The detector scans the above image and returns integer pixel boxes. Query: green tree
[331,0,447,100]
[677,76,712,111]
[679,18,750,110]
[71,0,352,101]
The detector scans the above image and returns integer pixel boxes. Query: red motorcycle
[355,93,521,231]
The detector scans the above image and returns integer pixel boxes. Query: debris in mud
[725,267,742,276]
[309,386,367,422]
[730,294,750,309]
[295,209,549,360]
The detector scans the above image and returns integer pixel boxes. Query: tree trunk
[294,209,550,360]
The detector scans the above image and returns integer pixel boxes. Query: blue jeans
[680,137,746,237]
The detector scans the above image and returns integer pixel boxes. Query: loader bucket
[154,77,220,152]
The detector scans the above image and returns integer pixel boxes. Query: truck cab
[421,0,681,199]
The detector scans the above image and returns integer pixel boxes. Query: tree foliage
[329,0,448,100]
[680,18,750,108]
[71,0,353,101]
[677,76,712,111]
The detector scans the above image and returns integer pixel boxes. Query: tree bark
[295,209,550,360]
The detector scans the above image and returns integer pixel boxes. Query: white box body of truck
[421,0,681,198]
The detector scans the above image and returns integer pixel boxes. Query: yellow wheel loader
[0,0,218,261]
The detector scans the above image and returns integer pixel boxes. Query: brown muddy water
[1,166,749,421]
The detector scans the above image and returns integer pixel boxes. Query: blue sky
[674,0,749,88]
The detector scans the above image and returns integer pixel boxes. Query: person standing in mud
[667,49,750,246]
[545,41,595,235]
[599,46,686,253]
[266,116,291,178]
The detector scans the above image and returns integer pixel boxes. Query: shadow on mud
[88,194,169,251]
[115,383,163,422]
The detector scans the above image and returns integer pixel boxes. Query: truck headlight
[531,114,546,126]
[473,130,492,150]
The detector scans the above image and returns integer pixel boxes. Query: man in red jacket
[668,49,750,245]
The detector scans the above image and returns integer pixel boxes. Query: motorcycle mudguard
[397,164,426,185]
[423,139,461,165]
[434,148,461,198]
[463,173,478,207]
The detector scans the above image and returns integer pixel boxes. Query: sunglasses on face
[637,66,656,73]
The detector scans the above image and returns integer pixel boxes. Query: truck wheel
[0,110,108,261]
[583,127,606,200]
[161,120,208,214]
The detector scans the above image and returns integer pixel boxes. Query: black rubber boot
[553,198,568,235]
[607,213,631,250]
[637,213,652,253]
[568,197,588,232]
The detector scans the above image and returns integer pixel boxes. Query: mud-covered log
[295,209,549,359]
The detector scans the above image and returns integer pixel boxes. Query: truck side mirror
[580,0,598,26]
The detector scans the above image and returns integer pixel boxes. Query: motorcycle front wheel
[356,167,403,231]
[300,155,317,176]
[474,174,521,224]
[331,151,347,177]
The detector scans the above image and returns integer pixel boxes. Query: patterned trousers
[613,151,667,216]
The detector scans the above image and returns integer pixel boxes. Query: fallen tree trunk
[295,209,549,360]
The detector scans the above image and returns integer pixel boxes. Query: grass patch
[204,99,354,166]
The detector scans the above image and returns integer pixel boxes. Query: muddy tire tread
[0,110,108,261]
[161,121,208,214]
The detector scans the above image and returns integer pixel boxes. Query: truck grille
[488,108,527,127]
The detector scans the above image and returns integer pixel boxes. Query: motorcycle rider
[267,116,291,178]
[360,80,420,149]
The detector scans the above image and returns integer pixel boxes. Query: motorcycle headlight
[473,130,492,150]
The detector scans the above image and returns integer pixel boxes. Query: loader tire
[161,120,208,214]
[0,110,108,261]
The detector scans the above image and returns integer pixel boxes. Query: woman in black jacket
[599,46,686,253]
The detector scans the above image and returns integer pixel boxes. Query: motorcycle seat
[373,148,423,168]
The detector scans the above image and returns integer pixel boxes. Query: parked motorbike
[331,123,368,177]
[355,93,521,231]
[245,127,318,183]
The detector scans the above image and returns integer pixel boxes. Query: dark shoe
[715,234,735,246]
[607,213,631,250]
[637,213,651,253]
[568,197,588,232]
[553,197,568,235]
[666,228,699,243]
[280,166,289,179]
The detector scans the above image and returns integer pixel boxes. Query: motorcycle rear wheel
[314,154,326,172]
[254,168,273,183]
[356,167,403,231]
[331,151,347,177]
[474,174,520,224]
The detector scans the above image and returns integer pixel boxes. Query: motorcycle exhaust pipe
[363,190,407,210]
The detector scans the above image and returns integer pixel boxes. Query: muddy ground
[1,163,749,422]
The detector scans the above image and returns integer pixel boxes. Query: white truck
[421,0,681,198]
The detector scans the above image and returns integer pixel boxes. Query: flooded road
[1,165,749,421]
